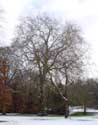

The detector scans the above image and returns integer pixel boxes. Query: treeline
[0,15,95,117]
[0,61,98,115]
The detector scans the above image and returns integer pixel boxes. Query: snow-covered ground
[0,115,98,125]
[69,106,98,114]
[0,108,98,125]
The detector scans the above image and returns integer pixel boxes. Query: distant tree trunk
[12,92,17,113]
[64,72,69,118]
[64,89,69,118]
[27,92,33,113]
[2,105,6,115]
[65,101,69,118]
[83,104,87,115]
[39,75,45,114]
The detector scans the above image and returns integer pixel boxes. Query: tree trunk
[83,105,87,115]
[64,89,69,118]
[39,82,44,112]
[64,72,69,118]
[39,76,46,115]
[65,101,69,118]
[2,105,6,115]
[50,74,69,118]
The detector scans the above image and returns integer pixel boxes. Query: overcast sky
[1,0,98,78]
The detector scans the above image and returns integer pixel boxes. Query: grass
[5,112,98,117]
[48,114,64,117]
[18,113,63,117]
[16,113,36,116]
[70,112,98,116]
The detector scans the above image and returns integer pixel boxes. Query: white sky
[1,0,98,78]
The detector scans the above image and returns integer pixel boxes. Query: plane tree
[12,15,86,117]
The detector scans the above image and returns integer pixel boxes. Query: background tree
[0,58,12,115]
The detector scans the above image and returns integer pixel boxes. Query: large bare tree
[12,15,86,117]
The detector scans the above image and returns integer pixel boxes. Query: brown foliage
[0,58,12,114]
